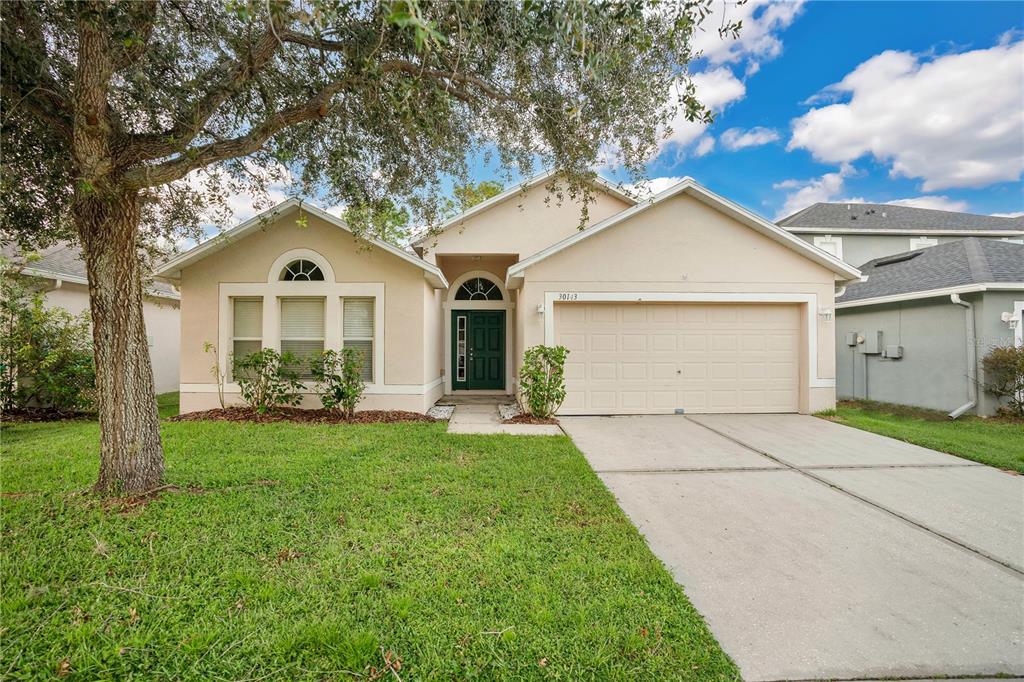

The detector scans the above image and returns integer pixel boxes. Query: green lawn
[1,416,736,680]
[156,391,179,419]
[823,400,1024,473]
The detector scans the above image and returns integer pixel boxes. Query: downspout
[948,294,977,419]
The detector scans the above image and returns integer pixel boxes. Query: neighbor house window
[231,297,263,379]
[280,259,324,281]
[280,297,324,379]
[909,236,938,250]
[342,297,375,382]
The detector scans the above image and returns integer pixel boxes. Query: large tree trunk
[76,189,165,495]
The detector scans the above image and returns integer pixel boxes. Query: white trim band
[837,282,1024,309]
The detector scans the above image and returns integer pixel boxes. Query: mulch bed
[502,414,560,425]
[1,407,95,423]
[167,407,436,424]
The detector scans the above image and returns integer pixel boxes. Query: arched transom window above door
[280,259,324,281]
[455,277,503,301]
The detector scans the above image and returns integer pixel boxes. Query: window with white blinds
[231,298,262,380]
[343,297,374,381]
[280,297,324,378]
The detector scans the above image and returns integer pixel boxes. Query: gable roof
[506,177,862,287]
[411,169,637,250]
[3,242,180,300]
[155,199,448,288]
[836,238,1024,308]
[778,202,1024,235]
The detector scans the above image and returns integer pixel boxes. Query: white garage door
[555,302,801,414]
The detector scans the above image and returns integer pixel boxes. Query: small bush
[518,345,569,419]
[981,345,1024,417]
[233,348,304,414]
[311,348,366,418]
[1,265,96,412]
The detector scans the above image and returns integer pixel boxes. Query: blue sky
[470,1,1024,221]
[216,1,1022,236]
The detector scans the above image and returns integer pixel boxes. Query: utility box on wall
[861,330,883,355]
[883,345,904,359]
[845,332,859,347]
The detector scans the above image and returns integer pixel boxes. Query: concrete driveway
[562,414,1024,682]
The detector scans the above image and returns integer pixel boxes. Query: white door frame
[443,270,514,394]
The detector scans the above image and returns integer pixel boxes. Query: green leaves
[386,0,447,52]
[310,348,366,418]
[518,345,569,419]
[233,349,304,413]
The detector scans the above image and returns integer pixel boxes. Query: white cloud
[694,136,716,157]
[885,196,969,212]
[720,126,780,150]
[660,67,745,152]
[623,176,688,197]
[773,163,856,219]
[789,37,1024,191]
[692,0,806,71]
[992,211,1024,218]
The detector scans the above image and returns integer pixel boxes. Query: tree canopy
[2,0,727,252]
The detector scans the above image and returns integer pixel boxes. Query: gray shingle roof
[2,242,179,298]
[837,238,1024,304]
[778,202,1024,232]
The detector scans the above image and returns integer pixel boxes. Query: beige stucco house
[157,172,861,416]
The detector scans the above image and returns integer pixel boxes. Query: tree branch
[124,14,287,162]
[121,77,354,189]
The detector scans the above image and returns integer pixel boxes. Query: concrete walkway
[562,414,1024,682]
[442,398,563,436]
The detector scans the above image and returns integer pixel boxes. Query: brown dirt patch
[502,414,559,425]
[1,407,94,423]
[167,407,435,424]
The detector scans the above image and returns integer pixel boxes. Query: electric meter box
[861,331,883,355]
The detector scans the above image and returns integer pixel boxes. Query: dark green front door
[451,310,504,390]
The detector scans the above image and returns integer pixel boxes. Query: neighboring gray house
[3,243,182,394]
[835,238,1023,417]
[779,202,1024,267]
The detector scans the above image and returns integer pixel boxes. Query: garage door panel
[555,303,800,414]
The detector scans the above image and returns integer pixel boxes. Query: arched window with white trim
[280,259,325,281]
[454,276,503,301]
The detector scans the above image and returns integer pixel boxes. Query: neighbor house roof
[411,169,637,250]
[3,242,180,300]
[836,238,1024,308]
[155,199,448,288]
[506,177,862,287]
[778,202,1024,235]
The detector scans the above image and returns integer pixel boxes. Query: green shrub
[311,348,366,418]
[517,345,569,418]
[233,348,304,414]
[981,345,1024,417]
[1,265,96,412]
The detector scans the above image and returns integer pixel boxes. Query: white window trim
[540,291,834,390]
[1015,301,1024,348]
[218,282,384,392]
[341,297,376,383]
[813,234,843,261]
[909,236,939,250]
[279,297,327,378]
[229,297,263,381]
